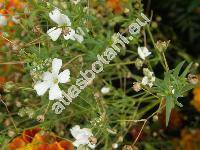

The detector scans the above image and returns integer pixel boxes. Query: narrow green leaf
[181,84,194,94]
[173,61,185,77]
[181,62,193,77]
[166,96,174,126]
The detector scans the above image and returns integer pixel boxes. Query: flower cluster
[135,46,155,88]
[141,68,155,88]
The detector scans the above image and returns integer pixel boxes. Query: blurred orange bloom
[191,86,200,112]
[8,128,74,150]
[0,76,5,84]
[173,128,200,150]
[106,0,123,13]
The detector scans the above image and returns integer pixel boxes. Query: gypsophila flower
[47,8,83,43]
[70,125,96,149]
[0,14,7,26]
[34,58,70,100]
[18,107,35,118]
[141,68,155,88]
[101,86,110,94]
[138,47,151,60]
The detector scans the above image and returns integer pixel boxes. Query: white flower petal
[74,33,84,43]
[82,128,93,137]
[49,9,62,25]
[101,87,110,94]
[58,69,70,83]
[47,27,62,41]
[70,125,81,139]
[49,8,71,26]
[60,14,71,26]
[42,71,53,81]
[49,84,62,100]
[70,125,95,148]
[34,81,50,96]
[88,143,96,149]
[143,47,151,56]
[73,140,82,147]
[138,47,151,60]
[0,15,7,26]
[63,28,76,40]
[141,76,149,86]
[138,47,145,60]
[148,83,153,88]
[52,58,62,75]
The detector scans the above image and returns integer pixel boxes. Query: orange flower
[8,128,74,150]
[9,137,26,150]
[106,0,123,13]
[0,76,5,84]
[173,128,200,150]
[22,128,41,143]
[191,87,200,112]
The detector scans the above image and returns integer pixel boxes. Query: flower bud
[135,58,143,70]
[36,115,45,122]
[188,74,199,84]
[89,136,97,145]
[155,40,170,52]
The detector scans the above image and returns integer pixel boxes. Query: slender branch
[0,94,18,131]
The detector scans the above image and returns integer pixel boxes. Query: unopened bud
[36,115,45,122]
[89,136,97,145]
[188,74,199,84]
[153,115,158,122]
[8,130,15,137]
[135,58,143,70]
[33,25,42,35]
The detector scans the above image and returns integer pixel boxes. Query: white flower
[47,8,83,43]
[70,125,96,149]
[34,58,70,100]
[71,0,81,5]
[112,143,119,149]
[101,87,110,94]
[138,47,151,60]
[0,15,7,26]
[141,68,155,88]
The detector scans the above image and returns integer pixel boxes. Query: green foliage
[154,61,194,126]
